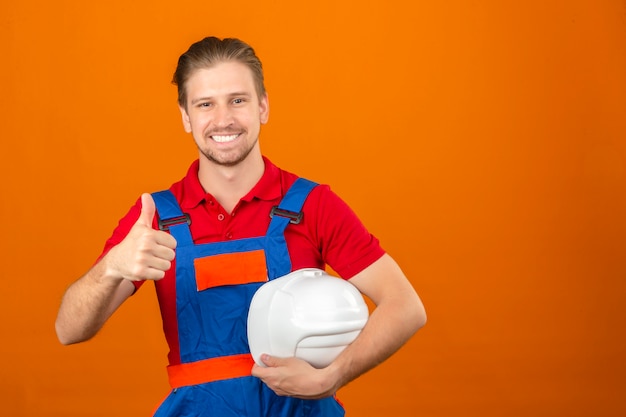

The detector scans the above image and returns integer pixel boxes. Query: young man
[56,37,426,416]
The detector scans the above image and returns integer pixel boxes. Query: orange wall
[1,1,625,416]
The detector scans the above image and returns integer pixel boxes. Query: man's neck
[197,152,265,214]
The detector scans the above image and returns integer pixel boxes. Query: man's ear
[259,93,270,125]
[179,105,192,133]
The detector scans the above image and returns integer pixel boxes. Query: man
[56,36,426,416]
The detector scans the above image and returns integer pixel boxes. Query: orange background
[1,1,625,416]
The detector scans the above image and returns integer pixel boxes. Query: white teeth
[212,134,239,143]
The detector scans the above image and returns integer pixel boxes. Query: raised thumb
[138,193,156,227]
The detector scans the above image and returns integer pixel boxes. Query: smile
[211,134,240,143]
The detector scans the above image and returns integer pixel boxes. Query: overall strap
[151,190,194,247]
[265,178,318,279]
[271,178,318,223]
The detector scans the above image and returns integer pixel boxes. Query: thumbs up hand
[106,193,178,281]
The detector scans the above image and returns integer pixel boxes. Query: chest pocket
[194,249,268,291]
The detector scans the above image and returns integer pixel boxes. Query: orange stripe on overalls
[167,353,256,388]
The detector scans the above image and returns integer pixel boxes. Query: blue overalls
[151,178,346,417]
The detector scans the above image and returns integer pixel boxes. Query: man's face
[180,61,269,167]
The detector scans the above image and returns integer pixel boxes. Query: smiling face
[180,60,269,167]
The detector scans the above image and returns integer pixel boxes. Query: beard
[198,136,259,167]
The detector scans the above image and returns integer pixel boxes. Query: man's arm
[55,194,177,345]
[55,266,135,345]
[251,253,426,398]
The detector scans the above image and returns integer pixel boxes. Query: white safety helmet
[247,268,369,369]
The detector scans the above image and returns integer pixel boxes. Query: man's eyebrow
[190,92,252,105]
[191,96,213,105]
[228,91,253,98]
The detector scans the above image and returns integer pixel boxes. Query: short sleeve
[307,185,385,278]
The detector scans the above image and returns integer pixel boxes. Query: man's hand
[106,193,177,281]
[56,193,178,345]
[251,354,340,399]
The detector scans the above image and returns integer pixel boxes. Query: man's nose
[212,105,233,128]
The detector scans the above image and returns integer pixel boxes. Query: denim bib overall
[151,178,345,417]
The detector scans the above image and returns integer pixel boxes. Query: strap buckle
[158,213,191,231]
[269,206,303,225]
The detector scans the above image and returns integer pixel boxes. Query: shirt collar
[179,156,282,209]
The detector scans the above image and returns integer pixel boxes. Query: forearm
[325,289,426,391]
[323,254,427,393]
[55,254,131,345]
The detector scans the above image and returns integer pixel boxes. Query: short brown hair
[172,37,266,107]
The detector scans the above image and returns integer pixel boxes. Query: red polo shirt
[100,157,384,365]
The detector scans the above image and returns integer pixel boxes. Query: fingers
[252,354,278,379]
[260,354,277,367]
[134,264,168,281]
[112,238,174,281]
[139,247,175,272]
[149,240,177,261]
[259,354,293,369]
[251,355,331,399]
[138,193,157,227]
[131,228,176,281]
[155,229,178,250]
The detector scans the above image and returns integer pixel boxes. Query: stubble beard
[199,136,259,168]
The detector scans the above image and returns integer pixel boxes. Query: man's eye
[198,102,212,108]
[233,98,244,104]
